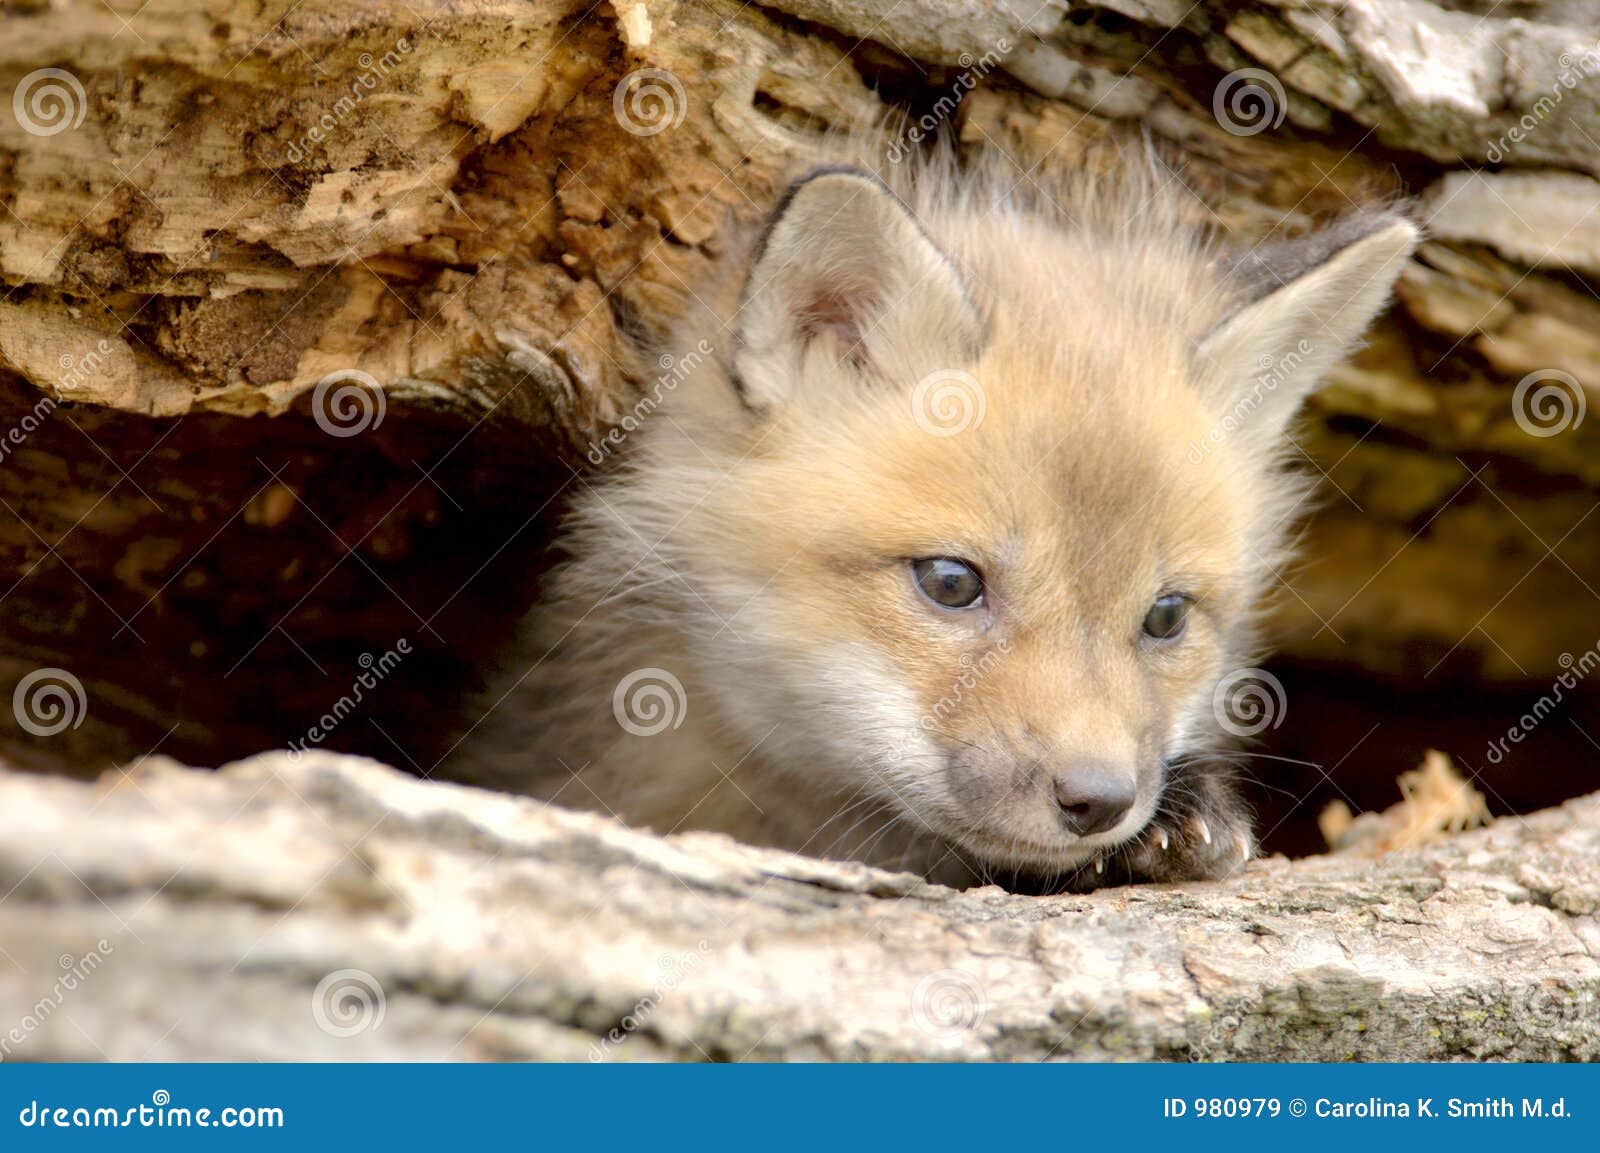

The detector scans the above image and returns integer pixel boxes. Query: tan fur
[445,143,1418,889]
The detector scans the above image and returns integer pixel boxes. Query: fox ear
[733,168,984,409]
[1195,212,1420,439]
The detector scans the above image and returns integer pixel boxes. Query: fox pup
[449,148,1418,890]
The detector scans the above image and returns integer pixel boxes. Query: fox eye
[912,557,985,610]
[1142,594,1191,640]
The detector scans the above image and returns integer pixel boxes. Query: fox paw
[1114,770,1256,883]
[1120,810,1254,882]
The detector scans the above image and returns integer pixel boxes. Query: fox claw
[1092,773,1254,887]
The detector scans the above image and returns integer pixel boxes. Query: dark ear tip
[1349,212,1424,276]
[753,167,895,257]
[1217,205,1421,304]
[775,165,889,211]
[790,164,882,189]
[1326,203,1426,258]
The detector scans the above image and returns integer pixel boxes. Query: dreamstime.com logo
[1188,1003,1324,1062]
[0,340,113,467]
[12,667,87,737]
[910,968,987,1041]
[17,1091,284,1130]
[12,68,87,136]
[0,392,60,468]
[587,340,714,465]
[1188,341,1313,462]
[1512,368,1585,438]
[285,37,413,162]
[613,68,687,136]
[1486,638,1600,763]
[921,641,1012,733]
[913,369,985,436]
[287,639,411,759]
[1212,67,1287,137]
[1485,42,1600,162]
[588,941,712,1061]
[885,40,1010,163]
[311,969,386,1038]
[879,640,1013,769]
[612,667,687,736]
[311,369,386,437]
[0,941,114,1062]
[1212,667,1287,737]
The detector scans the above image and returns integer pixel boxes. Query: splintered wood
[1320,750,1493,857]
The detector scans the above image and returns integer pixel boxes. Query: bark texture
[0,752,1595,1061]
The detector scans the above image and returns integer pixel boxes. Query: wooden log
[0,751,1594,1060]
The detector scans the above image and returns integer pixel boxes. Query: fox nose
[1053,765,1135,836]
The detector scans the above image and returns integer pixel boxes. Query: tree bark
[0,752,1595,1061]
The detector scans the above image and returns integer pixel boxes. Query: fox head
[551,157,1417,882]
